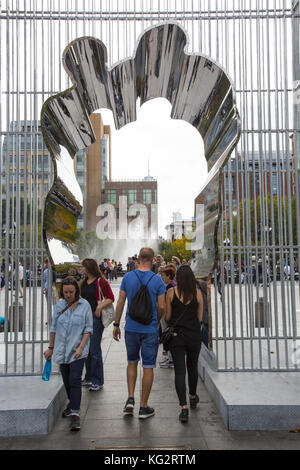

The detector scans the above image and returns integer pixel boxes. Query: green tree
[158,236,191,262]
[230,194,298,248]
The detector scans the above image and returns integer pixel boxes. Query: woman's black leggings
[169,337,201,406]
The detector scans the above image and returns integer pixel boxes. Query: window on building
[143,189,152,204]
[107,189,117,204]
[128,189,137,205]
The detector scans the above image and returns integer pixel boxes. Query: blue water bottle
[42,359,52,381]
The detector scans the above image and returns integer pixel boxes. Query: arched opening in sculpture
[41,21,240,349]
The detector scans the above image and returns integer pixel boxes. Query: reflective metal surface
[1,3,297,375]
[41,21,240,277]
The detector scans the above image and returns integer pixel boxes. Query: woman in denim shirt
[44,277,93,431]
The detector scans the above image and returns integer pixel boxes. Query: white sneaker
[159,360,174,369]
[89,384,103,391]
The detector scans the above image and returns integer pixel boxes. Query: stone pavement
[0,280,300,450]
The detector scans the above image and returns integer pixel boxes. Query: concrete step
[0,376,66,436]
[199,348,300,430]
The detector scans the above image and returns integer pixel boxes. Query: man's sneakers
[123,397,135,415]
[89,384,103,391]
[138,406,155,419]
[123,398,155,419]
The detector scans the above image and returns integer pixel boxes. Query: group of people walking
[44,247,204,431]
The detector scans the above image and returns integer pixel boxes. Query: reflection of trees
[230,195,298,247]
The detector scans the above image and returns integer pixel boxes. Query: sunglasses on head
[62,278,78,285]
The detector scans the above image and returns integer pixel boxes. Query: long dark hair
[176,265,197,304]
[81,258,106,282]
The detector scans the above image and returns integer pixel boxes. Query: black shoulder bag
[160,303,190,350]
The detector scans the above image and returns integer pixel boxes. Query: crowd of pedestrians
[41,247,205,431]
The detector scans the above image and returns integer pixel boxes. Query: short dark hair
[60,277,80,301]
[139,247,155,262]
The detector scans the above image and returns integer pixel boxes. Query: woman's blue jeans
[60,357,85,413]
[84,316,104,386]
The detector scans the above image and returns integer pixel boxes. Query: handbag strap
[98,277,105,301]
[58,299,78,317]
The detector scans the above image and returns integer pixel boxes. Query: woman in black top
[165,265,203,423]
[79,258,114,392]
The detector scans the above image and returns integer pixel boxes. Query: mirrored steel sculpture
[41,21,240,277]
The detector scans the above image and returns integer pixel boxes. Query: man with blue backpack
[113,247,166,419]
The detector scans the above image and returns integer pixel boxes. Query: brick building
[74,113,111,231]
[221,151,295,210]
[104,177,158,239]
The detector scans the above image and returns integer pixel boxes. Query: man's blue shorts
[125,331,159,368]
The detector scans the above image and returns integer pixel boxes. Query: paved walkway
[1,280,300,450]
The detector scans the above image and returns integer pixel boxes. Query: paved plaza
[0,280,300,450]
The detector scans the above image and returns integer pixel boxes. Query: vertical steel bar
[283,0,297,350]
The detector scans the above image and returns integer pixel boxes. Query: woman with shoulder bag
[79,258,115,391]
[159,264,177,368]
[44,277,93,431]
[165,265,203,424]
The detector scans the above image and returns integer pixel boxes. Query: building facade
[165,212,195,242]
[221,151,295,211]
[74,113,111,231]
[103,177,158,240]
[2,121,52,212]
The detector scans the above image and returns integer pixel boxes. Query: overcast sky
[99,98,207,238]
